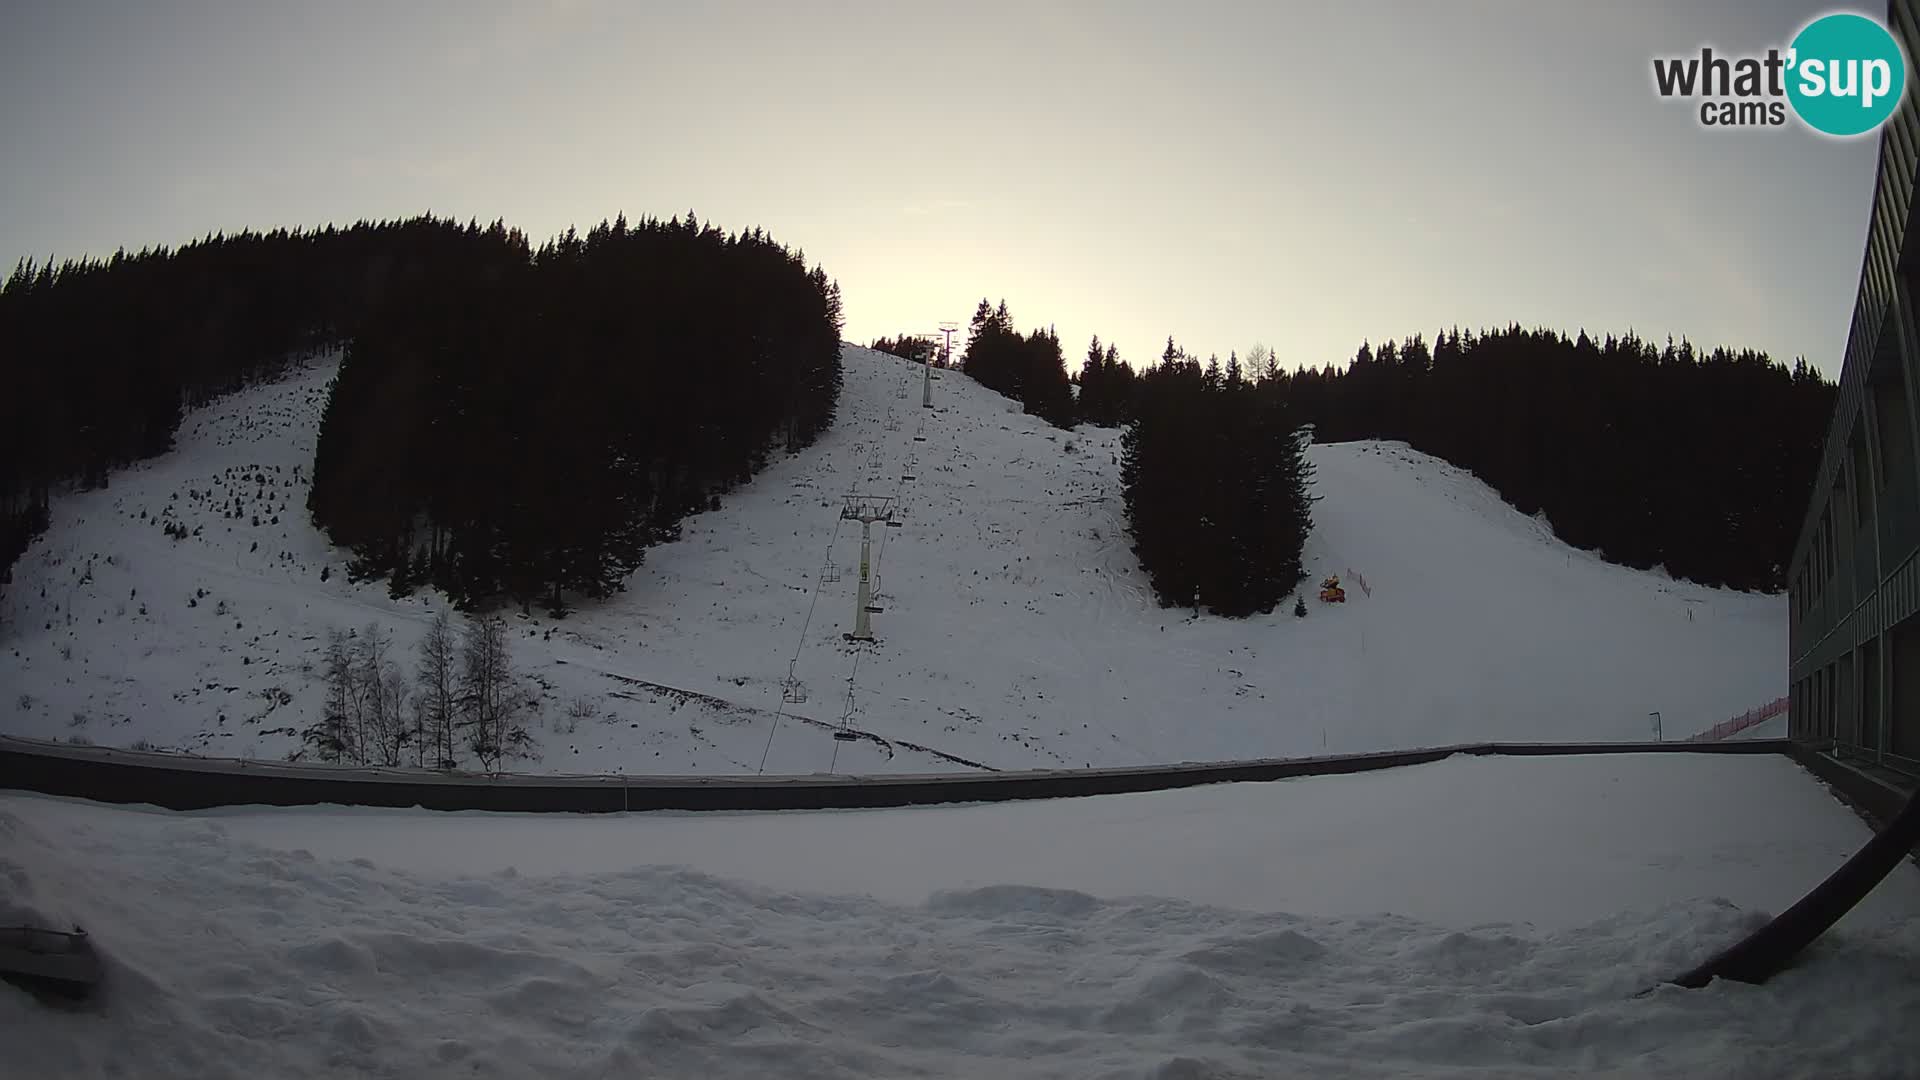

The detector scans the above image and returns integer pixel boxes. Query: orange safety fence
[1686,696,1789,742]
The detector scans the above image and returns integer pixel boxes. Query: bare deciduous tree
[416,609,460,769]
[357,622,408,766]
[1245,343,1278,383]
[460,613,530,773]
[307,628,359,763]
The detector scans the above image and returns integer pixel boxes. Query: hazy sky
[0,0,1884,375]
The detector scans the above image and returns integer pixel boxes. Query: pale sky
[0,0,1884,376]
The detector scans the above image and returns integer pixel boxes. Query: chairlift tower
[840,494,894,641]
[932,322,959,408]
[939,322,959,367]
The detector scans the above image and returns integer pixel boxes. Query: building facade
[1787,0,1920,777]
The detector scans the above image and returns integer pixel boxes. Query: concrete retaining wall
[0,734,1792,814]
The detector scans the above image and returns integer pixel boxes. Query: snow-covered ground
[0,346,1785,774]
[4,753,1915,1078]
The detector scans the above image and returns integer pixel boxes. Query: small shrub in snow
[560,697,598,734]
[16,694,32,711]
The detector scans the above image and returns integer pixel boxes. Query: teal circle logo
[1787,13,1906,136]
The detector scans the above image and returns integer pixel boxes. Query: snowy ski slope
[0,346,1786,774]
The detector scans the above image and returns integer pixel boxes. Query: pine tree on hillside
[305,213,843,613]
[1259,323,1832,590]
[1075,336,1140,427]
[1107,345,1136,422]
[959,300,1074,428]
[1021,325,1074,427]
[1122,341,1315,616]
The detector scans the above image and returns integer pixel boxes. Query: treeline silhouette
[1267,327,1832,591]
[0,217,511,592]
[949,301,1829,595]
[1,213,843,613]
[1122,341,1315,615]
[869,334,950,367]
[1075,334,1140,427]
[959,300,1075,428]
[307,213,844,613]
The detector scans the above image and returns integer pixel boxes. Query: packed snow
[0,346,1785,774]
[4,753,1915,1078]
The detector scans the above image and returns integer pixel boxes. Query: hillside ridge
[0,346,1784,774]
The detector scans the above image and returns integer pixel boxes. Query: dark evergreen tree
[0,209,846,610]
[869,335,936,365]
[307,213,844,613]
[1073,337,1137,427]
[959,300,1074,428]
[1262,324,1833,590]
[1121,339,1313,615]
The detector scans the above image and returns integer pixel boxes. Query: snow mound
[0,347,1784,773]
